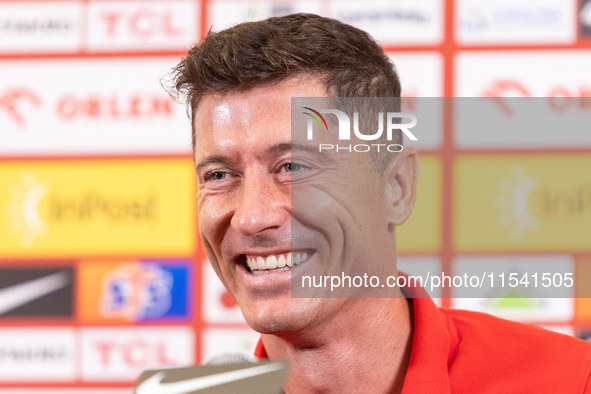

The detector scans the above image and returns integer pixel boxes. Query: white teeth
[266,255,277,269]
[245,252,311,272]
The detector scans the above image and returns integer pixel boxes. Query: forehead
[192,78,327,157]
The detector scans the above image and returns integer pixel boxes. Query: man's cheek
[198,202,228,243]
[202,244,235,295]
[197,215,226,268]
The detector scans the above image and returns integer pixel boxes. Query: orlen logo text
[302,107,417,153]
[0,88,41,128]
[0,87,173,127]
[482,80,591,115]
[56,91,172,121]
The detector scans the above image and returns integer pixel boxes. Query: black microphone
[134,352,290,394]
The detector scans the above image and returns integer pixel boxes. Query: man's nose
[231,172,288,237]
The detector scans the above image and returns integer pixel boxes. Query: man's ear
[384,147,419,228]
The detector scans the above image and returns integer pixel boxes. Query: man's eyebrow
[196,155,229,174]
[268,143,336,164]
[196,144,335,173]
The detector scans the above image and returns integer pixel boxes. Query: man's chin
[241,298,321,335]
[247,318,303,335]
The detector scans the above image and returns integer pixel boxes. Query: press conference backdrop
[1,0,591,391]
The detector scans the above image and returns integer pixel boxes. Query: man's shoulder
[440,307,591,393]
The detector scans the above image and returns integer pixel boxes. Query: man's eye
[284,163,302,172]
[209,171,228,181]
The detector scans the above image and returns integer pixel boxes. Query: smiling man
[172,13,591,394]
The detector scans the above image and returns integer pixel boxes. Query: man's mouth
[242,251,313,275]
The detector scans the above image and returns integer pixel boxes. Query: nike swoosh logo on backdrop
[0,271,71,315]
[135,362,286,394]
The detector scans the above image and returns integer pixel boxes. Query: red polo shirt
[255,275,591,393]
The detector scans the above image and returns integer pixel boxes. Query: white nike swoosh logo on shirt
[0,271,71,315]
[135,362,286,394]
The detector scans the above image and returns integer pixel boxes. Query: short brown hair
[171,13,402,170]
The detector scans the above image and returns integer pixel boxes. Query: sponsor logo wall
[1,0,590,390]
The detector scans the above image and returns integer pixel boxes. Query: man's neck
[261,297,414,394]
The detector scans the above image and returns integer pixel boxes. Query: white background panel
[330,0,443,46]
[540,325,575,336]
[455,51,591,148]
[451,255,574,322]
[208,0,322,31]
[0,57,192,155]
[202,328,261,363]
[388,52,443,149]
[457,0,576,45]
[0,1,82,53]
[389,52,443,97]
[456,50,591,97]
[0,328,76,381]
[80,326,194,381]
[87,0,199,51]
[202,259,249,324]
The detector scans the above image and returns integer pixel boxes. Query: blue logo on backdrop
[100,261,191,321]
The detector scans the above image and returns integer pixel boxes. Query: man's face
[193,78,396,334]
